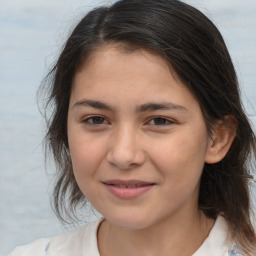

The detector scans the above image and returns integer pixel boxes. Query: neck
[97,210,215,256]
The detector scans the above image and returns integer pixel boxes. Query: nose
[106,125,146,169]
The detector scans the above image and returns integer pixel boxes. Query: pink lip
[103,180,155,200]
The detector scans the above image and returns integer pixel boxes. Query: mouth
[108,184,147,188]
[102,180,155,199]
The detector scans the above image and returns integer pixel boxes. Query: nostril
[106,147,145,170]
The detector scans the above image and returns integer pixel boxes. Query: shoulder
[194,215,233,256]
[195,214,256,256]
[8,218,103,256]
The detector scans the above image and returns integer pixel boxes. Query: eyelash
[81,115,174,126]
[146,116,174,126]
[82,115,110,125]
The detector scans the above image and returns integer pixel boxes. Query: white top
[8,216,241,256]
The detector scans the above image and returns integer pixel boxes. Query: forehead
[78,43,176,75]
[73,45,177,93]
[70,45,202,115]
[73,43,184,86]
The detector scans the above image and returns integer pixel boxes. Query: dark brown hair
[41,0,256,253]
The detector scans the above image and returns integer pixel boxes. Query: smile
[112,184,143,188]
[102,180,155,200]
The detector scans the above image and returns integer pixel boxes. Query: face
[67,45,212,229]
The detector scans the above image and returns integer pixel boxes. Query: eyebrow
[72,99,114,111]
[137,102,187,112]
[72,99,187,112]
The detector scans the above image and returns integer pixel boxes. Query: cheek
[150,128,208,183]
[156,133,208,208]
[68,137,105,201]
[68,129,106,183]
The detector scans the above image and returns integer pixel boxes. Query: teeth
[115,184,140,188]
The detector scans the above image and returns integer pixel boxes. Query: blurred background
[0,0,255,255]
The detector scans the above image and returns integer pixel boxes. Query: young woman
[9,0,256,255]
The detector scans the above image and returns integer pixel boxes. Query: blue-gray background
[0,0,255,255]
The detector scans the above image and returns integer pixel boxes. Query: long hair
[41,0,256,253]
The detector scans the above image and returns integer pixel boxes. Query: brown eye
[91,116,105,124]
[82,116,109,125]
[148,117,174,126]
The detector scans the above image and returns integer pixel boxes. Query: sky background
[0,0,256,255]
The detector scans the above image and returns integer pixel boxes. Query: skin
[67,45,235,256]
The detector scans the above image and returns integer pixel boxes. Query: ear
[205,116,237,164]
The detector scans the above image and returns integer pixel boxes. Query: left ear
[205,115,237,164]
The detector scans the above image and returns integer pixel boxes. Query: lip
[102,179,155,200]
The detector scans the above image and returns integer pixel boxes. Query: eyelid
[81,115,110,125]
[146,116,175,126]
[80,115,175,127]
